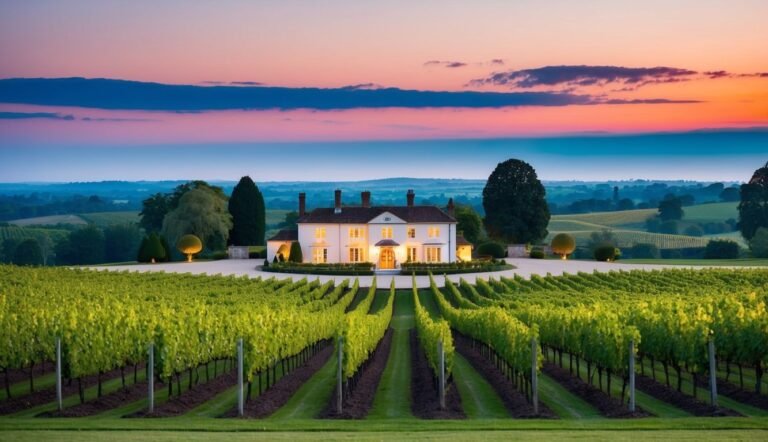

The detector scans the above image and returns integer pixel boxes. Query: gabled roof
[297,206,456,224]
[456,234,473,246]
[267,228,298,241]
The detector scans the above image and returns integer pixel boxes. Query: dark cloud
[340,83,384,90]
[0,77,696,111]
[469,65,699,89]
[81,116,156,122]
[0,111,74,120]
[424,60,467,68]
[490,59,505,65]
[704,70,731,79]
[230,81,263,86]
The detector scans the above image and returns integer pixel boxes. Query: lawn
[620,258,768,266]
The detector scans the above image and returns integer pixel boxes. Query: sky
[0,0,767,182]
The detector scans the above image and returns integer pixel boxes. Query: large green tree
[482,159,550,244]
[739,161,768,240]
[139,193,169,233]
[455,205,483,244]
[658,194,684,221]
[13,239,43,266]
[162,187,232,252]
[228,176,265,246]
[55,226,105,265]
[104,223,142,263]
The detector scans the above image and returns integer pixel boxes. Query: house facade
[267,190,469,269]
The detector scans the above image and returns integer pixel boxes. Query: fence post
[629,339,636,412]
[237,338,244,417]
[148,343,154,413]
[55,336,62,412]
[709,338,718,407]
[336,336,343,414]
[438,339,446,410]
[531,337,539,415]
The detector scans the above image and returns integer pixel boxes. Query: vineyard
[1,265,767,439]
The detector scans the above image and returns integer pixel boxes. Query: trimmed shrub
[288,241,303,263]
[476,241,506,259]
[177,234,203,262]
[13,239,43,266]
[550,233,576,259]
[594,244,619,262]
[529,246,545,259]
[704,240,739,259]
[630,243,660,259]
[138,233,167,263]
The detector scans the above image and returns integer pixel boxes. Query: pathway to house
[88,258,731,288]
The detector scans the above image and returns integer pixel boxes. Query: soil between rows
[40,379,163,417]
[129,368,237,418]
[225,342,334,418]
[3,362,54,386]
[322,328,394,419]
[0,366,125,415]
[543,362,650,418]
[454,333,555,418]
[634,374,741,417]
[410,329,464,419]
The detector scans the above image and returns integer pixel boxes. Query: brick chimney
[406,189,415,207]
[447,198,455,218]
[361,191,371,208]
[334,189,342,214]
[298,192,306,217]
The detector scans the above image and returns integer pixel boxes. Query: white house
[267,190,472,269]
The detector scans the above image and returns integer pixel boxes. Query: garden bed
[263,262,375,276]
[410,329,464,419]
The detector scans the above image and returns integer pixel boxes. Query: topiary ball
[594,244,618,262]
[177,234,203,262]
[550,233,576,259]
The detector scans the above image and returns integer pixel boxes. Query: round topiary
[476,241,506,259]
[177,234,203,262]
[550,233,576,259]
[594,244,618,262]
[529,246,545,259]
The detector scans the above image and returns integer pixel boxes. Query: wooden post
[531,337,539,415]
[148,343,154,413]
[336,336,343,414]
[438,339,446,410]
[237,338,244,417]
[629,339,636,412]
[55,336,63,412]
[709,338,718,407]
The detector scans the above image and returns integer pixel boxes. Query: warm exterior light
[177,234,203,262]
[551,233,576,260]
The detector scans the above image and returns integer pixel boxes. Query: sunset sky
[1,0,766,181]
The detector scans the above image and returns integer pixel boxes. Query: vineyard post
[531,337,539,415]
[148,343,154,413]
[708,338,718,407]
[336,336,343,414]
[438,338,446,410]
[629,339,636,413]
[237,338,244,417]
[55,336,62,411]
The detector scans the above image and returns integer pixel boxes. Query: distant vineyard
[545,229,712,249]
[0,225,69,243]
[78,211,139,226]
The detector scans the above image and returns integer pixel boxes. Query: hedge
[264,261,375,275]
[400,260,513,275]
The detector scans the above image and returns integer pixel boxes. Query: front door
[379,247,395,269]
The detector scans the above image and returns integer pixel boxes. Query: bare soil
[129,368,237,418]
[410,330,465,419]
[716,379,768,410]
[635,374,741,417]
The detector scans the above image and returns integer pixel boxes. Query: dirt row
[410,330,464,419]
[634,374,741,417]
[716,379,768,411]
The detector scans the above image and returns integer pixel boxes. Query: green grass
[621,259,768,266]
[269,357,337,419]
[537,373,601,419]
[682,202,738,223]
[451,354,509,418]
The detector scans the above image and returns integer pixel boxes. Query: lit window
[381,227,393,239]
[349,248,362,262]
[426,247,441,262]
[313,248,328,263]
[407,247,418,262]
[349,227,362,239]
[428,227,440,238]
[315,227,326,239]
[407,227,415,239]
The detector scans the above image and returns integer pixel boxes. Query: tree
[587,230,617,251]
[177,234,203,262]
[162,188,232,252]
[594,245,619,262]
[455,205,483,244]
[228,176,265,246]
[139,193,169,233]
[288,241,303,263]
[1,238,21,263]
[617,198,635,211]
[104,224,141,263]
[658,195,684,221]
[749,227,768,258]
[720,187,740,202]
[739,161,768,240]
[482,159,550,244]
[630,243,660,259]
[55,226,105,265]
[278,211,299,229]
[683,224,704,237]
[550,233,576,259]
[13,239,43,266]
[704,239,740,259]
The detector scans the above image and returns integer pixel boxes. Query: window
[428,226,440,238]
[407,247,418,262]
[349,227,363,239]
[349,247,362,263]
[407,227,415,239]
[381,227,393,239]
[312,248,328,263]
[315,227,326,239]
[425,247,441,262]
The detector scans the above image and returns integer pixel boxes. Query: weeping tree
[162,188,232,253]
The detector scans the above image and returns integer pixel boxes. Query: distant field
[551,208,656,228]
[79,211,139,226]
[681,202,738,222]
[266,209,290,226]
[0,225,69,243]
[546,229,713,249]
[8,214,86,226]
